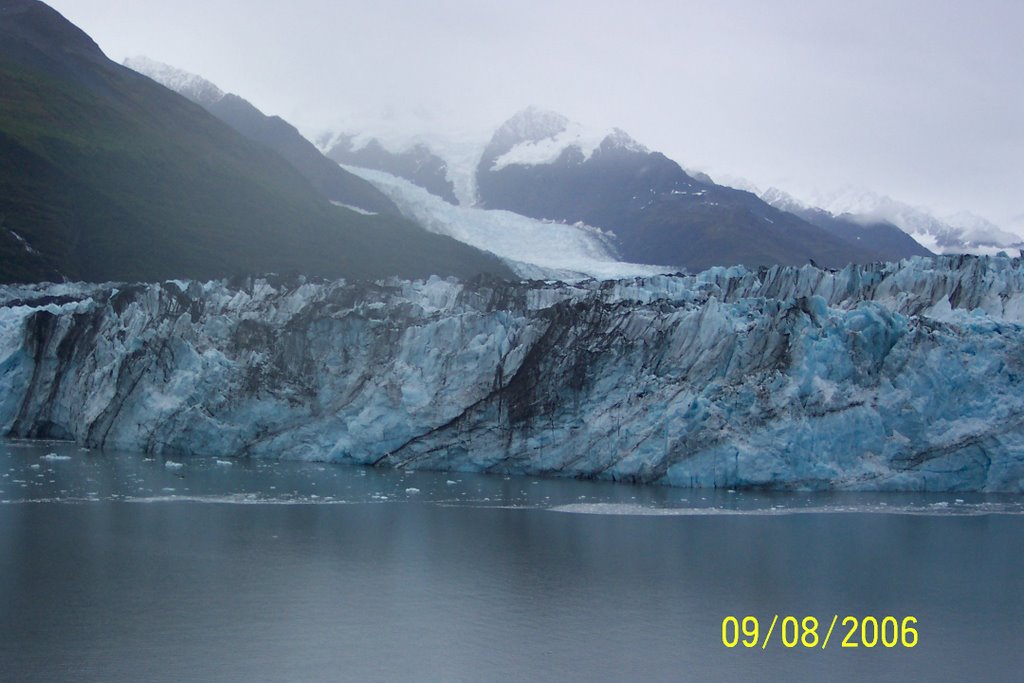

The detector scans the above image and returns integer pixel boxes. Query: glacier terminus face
[2,255,1023,492]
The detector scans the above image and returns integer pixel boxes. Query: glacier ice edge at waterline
[2,254,1023,492]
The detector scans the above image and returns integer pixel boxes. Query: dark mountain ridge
[760,187,933,260]
[123,57,399,216]
[206,95,399,216]
[475,109,885,271]
[0,1,512,284]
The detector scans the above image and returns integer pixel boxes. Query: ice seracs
[2,256,1023,492]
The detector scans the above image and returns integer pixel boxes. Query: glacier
[342,164,674,280]
[2,255,1024,492]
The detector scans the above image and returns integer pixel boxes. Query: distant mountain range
[0,0,511,284]
[320,108,976,271]
[5,0,1015,286]
[804,187,1022,256]
[472,108,890,270]
[323,108,1020,269]
[760,188,932,261]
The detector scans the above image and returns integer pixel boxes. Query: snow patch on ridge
[329,201,377,216]
[8,231,40,256]
[492,121,611,171]
[123,56,225,107]
[490,114,649,172]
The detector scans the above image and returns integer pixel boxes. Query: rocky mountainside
[3,255,1022,492]
[0,1,511,284]
[474,109,886,271]
[761,187,933,260]
[320,133,458,205]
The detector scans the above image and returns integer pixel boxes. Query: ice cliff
[2,255,1023,492]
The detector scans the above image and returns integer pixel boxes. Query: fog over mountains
[806,187,1023,256]
[321,107,1022,264]
[127,55,932,276]
[4,0,1017,289]
[0,0,511,284]
[119,45,1021,275]
[41,0,1024,245]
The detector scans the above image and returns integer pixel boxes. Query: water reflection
[0,441,1022,682]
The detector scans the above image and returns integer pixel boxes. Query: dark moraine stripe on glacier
[1,255,1023,492]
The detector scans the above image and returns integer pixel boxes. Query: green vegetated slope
[0,0,512,283]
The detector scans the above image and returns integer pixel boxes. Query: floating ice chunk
[549,503,708,516]
[29,464,40,470]
[41,454,71,461]
[405,487,421,494]
[215,459,233,466]
[164,461,184,469]
[446,480,457,485]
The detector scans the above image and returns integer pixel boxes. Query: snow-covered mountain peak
[813,185,888,217]
[490,106,570,151]
[760,187,807,213]
[486,109,650,172]
[123,56,225,107]
[943,210,1022,248]
[810,185,1022,254]
[600,128,648,154]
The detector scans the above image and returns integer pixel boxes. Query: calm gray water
[1,439,1022,682]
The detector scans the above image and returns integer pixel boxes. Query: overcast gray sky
[47,0,1024,230]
